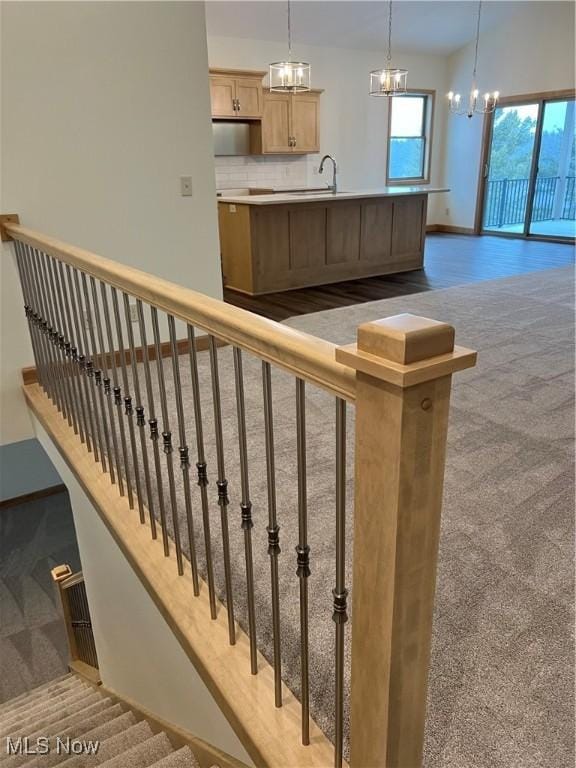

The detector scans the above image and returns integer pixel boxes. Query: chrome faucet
[319,154,338,194]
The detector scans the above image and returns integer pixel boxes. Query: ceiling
[205,1,537,56]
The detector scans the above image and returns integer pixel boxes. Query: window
[387,91,434,184]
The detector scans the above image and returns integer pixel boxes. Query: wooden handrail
[4,222,357,402]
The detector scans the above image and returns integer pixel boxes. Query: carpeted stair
[0,675,202,768]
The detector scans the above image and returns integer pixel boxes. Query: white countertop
[217,186,449,205]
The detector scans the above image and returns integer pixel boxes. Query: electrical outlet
[180,176,193,197]
[129,303,138,323]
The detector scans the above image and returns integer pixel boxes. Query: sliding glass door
[481,95,575,240]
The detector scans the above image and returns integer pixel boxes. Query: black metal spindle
[57,261,87,445]
[187,325,217,619]
[233,347,257,672]
[111,287,144,518]
[136,299,167,549]
[100,282,133,507]
[65,265,94,455]
[150,307,184,575]
[72,268,104,463]
[296,377,310,746]
[80,272,110,474]
[333,398,348,768]
[123,292,156,530]
[33,248,65,416]
[13,242,46,393]
[49,254,80,437]
[91,277,123,492]
[262,361,282,707]
[208,336,235,643]
[167,315,199,592]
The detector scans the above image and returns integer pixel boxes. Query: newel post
[336,314,476,768]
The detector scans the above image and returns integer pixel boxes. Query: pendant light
[269,0,311,93]
[369,0,407,97]
[448,0,499,117]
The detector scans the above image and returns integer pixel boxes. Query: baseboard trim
[0,483,67,510]
[69,659,102,686]
[426,225,476,235]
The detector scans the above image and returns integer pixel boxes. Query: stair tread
[0,677,82,721]
[148,746,202,768]
[0,684,92,732]
[98,732,173,768]
[17,706,130,768]
[2,691,102,738]
[0,674,75,712]
[58,719,154,768]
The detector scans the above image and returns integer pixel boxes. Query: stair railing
[51,563,99,675]
[3,215,476,768]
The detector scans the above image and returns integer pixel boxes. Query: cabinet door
[291,93,320,152]
[360,200,393,263]
[327,205,361,264]
[289,207,327,269]
[210,76,236,117]
[391,196,427,264]
[261,92,293,153]
[235,78,262,118]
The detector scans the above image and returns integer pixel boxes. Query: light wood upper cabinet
[260,89,322,154]
[261,92,293,153]
[291,93,320,153]
[209,69,265,119]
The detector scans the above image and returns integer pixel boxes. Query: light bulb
[484,92,490,102]
[448,91,454,100]
[455,93,461,103]
[472,89,479,98]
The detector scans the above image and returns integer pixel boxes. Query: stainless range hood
[213,122,251,156]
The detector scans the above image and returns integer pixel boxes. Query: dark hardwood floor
[223,233,575,321]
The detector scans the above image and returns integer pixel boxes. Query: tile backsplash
[215,155,315,190]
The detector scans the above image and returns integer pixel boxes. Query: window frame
[386,89,435,186]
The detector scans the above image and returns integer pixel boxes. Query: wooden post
[336,314,477,768]
[51,563,79,662]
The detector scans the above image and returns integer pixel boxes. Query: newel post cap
[335,313,477,388]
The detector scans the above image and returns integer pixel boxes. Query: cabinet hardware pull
[237,100,241,112]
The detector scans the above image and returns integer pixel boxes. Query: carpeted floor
[0,493,81,703]
[104,265,574,767]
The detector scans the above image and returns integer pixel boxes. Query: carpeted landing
[0,674,201,768]
[65,265,574,767]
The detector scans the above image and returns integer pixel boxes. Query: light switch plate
[229,204,237,213]
[180,176,193,197]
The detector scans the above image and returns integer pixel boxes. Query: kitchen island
[217,186,447,295]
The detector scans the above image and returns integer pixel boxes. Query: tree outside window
[387,92,434,184]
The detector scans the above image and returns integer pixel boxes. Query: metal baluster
[13,241,46,392]
[111,287,144,519]
[91,277,123,492]
[50,256,80,438]
[136,299,166,547]
[296,377,310,746]
[262,361,282,707]
[123,292,155,530]
[150,307,183,575]
[65,265,94,454]
[72,268,104,463]
[233,347,257,672]
[33,247,64,415]
[187,325,217,619]
[168,315,199,591]
[57,261,87,444]
[42,251,75,429]
[100,282,133,506]
[208,336,235,643]
[81,272,110,474]
[333,398,348,768]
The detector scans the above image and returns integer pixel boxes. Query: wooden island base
[218,193,428,295]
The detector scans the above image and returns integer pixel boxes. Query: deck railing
[484,175,576,228]
[3,215,476,768]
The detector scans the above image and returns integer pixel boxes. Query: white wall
[0,1,222,445]
[207,34,450,219]
[33,414,254,766]
[443,1,576,228]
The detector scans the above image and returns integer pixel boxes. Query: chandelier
[369,0,407,97]
[448,0,499,117]
[269,0,311,93]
